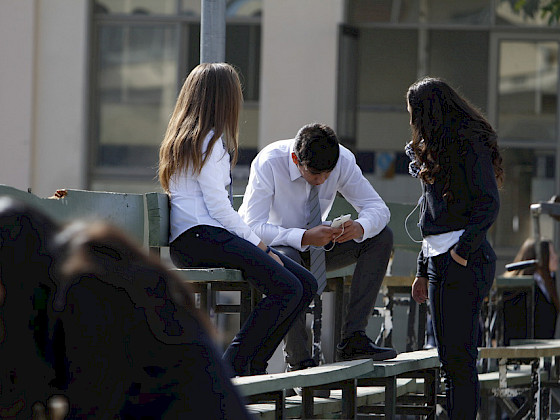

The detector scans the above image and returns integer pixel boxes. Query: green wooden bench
[356,348,440,418]
[477,341,560,419]
[146,191,423,361]
[145,192,359,344]
[0,185,144,243]
[146,192,257,326]
[244,378,418,419]
[233,348,439,419]
[234,359,372,419]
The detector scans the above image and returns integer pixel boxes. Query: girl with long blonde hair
[158,63,317,376]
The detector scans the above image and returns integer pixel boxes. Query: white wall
[0,0,89,197]
[259,0,344,147]
[0,1,36,190]
[33,0,89,196]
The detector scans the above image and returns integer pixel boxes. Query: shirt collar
[289,140,302,181]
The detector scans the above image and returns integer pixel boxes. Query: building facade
[1,0,559,264]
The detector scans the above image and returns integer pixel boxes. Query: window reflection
[493,149,556,251]
[93,19,261,173]
[348,0,490,25]
[348,0,419,24]
[96,24,178,169]
[94,0,262,17]
[425,0,490,24]
[496,0,560,26]
[94,0,178,15]
[498,41,558,142]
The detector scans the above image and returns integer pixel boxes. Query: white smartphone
[331,214,351,228]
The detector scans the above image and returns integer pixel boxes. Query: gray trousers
[274,226,393,365]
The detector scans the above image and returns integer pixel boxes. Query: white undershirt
[422,229,465,257]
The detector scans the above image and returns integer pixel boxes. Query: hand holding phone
[331,214,351,229]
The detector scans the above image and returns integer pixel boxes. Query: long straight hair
[407,77,504,190]
[159,63,242,193]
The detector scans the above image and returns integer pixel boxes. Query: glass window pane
[95,24,178,170]
[358,29,417,106]
[428,30,489,111]
[356,29,417,152]
[496,0,560,27]
[226,24,261,101]
[95,0,179,15]
[226,0,262,17]
[498,41,558,143]
[425,0,490,24]
[493,148,556,252]
[178,0,263,18]
[348,0,419,24]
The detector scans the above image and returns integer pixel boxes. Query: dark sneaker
[336,331,397,361]
[285,359,330,398]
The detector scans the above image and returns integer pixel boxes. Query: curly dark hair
[406,77,504,192]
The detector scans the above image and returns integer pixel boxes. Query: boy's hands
[333,220,364,243]
[302,221,364,247]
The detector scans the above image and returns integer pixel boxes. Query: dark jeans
[170,225,317,375]
[275,226,393,364]
[427,239,495,420]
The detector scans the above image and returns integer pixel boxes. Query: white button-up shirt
[169,131,261,246]
[239,139,390,251]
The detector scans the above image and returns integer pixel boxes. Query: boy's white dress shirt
[239,139,390,251]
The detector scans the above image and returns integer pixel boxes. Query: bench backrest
[145,192,420,253]
[0,185,145,243]
[328,195,419,253]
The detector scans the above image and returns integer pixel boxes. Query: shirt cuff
[352,219,369,242]
[247,231,262,247]
[287,228,308,252]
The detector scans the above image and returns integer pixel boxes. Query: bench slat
[170,267,244,282]
[233,359,373,397]
[359,349,439,379]
[478,344,560,359]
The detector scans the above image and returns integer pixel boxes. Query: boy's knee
[377,226,393,248]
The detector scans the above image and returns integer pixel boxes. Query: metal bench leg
[530,358,539,419]
[312,294,324,365]
[418,302,427,350]
[274,390,286,420]
[384,289,395,348]
[384,376,397,418]
[333,278,344,359]
[405,296,417,352]
[302,387,314,419]
[341,379,357,419]
[424,368,437,420]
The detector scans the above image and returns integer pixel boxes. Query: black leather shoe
[336,331,397,361]
[285,359,330,398]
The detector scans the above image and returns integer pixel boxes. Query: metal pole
[200,0,226,63]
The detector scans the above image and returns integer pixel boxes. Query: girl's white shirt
[169,130,261,246]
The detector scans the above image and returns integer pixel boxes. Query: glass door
[490,33,560,256]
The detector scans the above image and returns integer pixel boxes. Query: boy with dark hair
[239,123,396,372]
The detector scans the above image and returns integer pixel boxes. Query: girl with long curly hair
[406,77,503,420]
